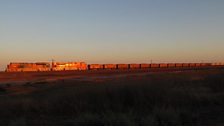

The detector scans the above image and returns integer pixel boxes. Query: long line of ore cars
[5,62,224,72]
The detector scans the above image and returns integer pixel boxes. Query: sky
[1,0,224,71]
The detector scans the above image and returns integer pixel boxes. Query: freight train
[5,62,224,72]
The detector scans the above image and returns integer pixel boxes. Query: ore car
[159,63,168,68]
[103,64,117,69]
[189,63,196,67]
[150,64,159,68]
[129,64,140,69]
[195,63,201,67]
[175,63,183,67]
[88,64,104,70]
[182,63,189,67]
[117,64,129,69]
[140,64,150,68]
[168,63,175,68]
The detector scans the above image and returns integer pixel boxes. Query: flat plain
[0,67,224,126]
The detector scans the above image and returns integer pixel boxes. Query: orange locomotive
[6,62,50,72]
[52,62,87,71]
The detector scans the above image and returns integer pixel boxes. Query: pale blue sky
[1,0,224,70]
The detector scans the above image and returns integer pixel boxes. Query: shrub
[0,86,6,93]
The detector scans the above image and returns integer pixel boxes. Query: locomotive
[5,61,224,72]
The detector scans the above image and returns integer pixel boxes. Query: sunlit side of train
[5,62,224,72]
[6,62,87,72]
[6,62,51,72]
[52,62,87,71]
[87,63,218,70]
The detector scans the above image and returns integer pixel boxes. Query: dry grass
[0,69,224,126]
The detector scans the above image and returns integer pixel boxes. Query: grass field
[0,69,224,126]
